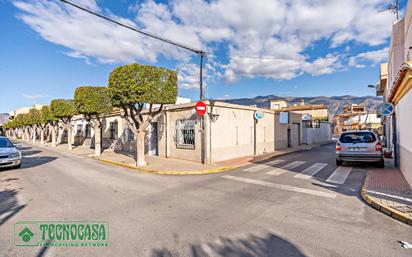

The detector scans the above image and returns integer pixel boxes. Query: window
[175,119,195,149]
[109,121,118,140]
[0,138,13,148]
[125,128,134,142]
[76,124,83,137]
[85,124,92,138]
[340,132,376,143]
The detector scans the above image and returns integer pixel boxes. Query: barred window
[76,124,83,137]
[109,121,118,140]
[175,119,195,149]
[85,124,92,138]
[125,128,134,142]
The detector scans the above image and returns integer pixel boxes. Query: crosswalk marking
[266,161,305,176]
[294,163,328,179]
[326,166,352,184]
[264,159,285,166]
[243,165,267,172]
[243,159,285,172]
[222,175,336,198]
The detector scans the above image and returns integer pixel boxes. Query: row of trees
[5,63,178,166]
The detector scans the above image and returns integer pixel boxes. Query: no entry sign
[195,101,207,116]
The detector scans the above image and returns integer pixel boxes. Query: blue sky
[0,0,404,113]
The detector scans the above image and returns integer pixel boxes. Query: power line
[57,0,206,100]
[58,0,205,55]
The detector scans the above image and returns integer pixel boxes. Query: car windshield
[340,132,376,143]
[0,138,14,148]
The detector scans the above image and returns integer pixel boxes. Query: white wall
[302,122,332,145]
[396,90,412,185]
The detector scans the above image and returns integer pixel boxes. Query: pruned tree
[40,105,58,145]
[51,99,77,150]
[27,108,42,142]
[14,114,27,139]
[74,86,112,156]
[108,63,177,166]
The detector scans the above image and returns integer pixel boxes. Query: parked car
[0,136,22,169]
[336,130,384,168]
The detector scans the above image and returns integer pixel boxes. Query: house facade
[67,101,305,164]
[377,0,412,185]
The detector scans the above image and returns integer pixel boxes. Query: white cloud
[13,0,395,84]
[22,93,51,100]
[348,48,388,68]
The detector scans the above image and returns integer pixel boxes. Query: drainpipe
[393,113,398,167]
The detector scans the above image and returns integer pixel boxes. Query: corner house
[69,100,310,164]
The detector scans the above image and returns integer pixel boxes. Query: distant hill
[223,95,383,117]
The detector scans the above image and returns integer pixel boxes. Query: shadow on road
[0,188,26,226]
[21,150,42,156]
[20,156,57,169]
[150,233,306,257]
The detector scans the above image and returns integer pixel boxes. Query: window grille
[109,121,118,140]
[85,124,92,138]
[175,119,195,149]
[76,124,83,137]
[125,128,134,142]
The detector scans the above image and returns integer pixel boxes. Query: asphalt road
[0,142,411,257]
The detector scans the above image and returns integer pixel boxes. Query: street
[0,142,411,257]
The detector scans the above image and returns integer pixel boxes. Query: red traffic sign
[195,101,207,116]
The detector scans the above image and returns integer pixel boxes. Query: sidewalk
[17,140,323,175]
[361,159,412,225]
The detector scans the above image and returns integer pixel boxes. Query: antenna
[378,0,399,19]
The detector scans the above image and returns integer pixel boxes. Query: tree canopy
[50,99,77,122]
[41,105,57,124]
[27,108,42,125]
[108,63,177,106]
[74,86,112,119]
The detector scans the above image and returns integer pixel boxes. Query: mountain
[223,95,383,117]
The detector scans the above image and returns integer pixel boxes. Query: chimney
[300,99,305,106]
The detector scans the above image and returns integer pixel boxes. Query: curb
[98,158,235,175]
[360,177,412,226]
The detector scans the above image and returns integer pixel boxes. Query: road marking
[266,161,305,176]
[264,159,285,166]
[294,163,328,179]
[326,166,352,184]
[222,175,336,198]
[243,159,285,172]
[244,164,268,172]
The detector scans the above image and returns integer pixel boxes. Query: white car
[0,136,22,169]
[336,130,384,168]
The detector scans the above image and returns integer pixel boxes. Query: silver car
[0,136,22,169]
[336,130,384,168]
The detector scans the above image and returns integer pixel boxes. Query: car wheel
[336,159,342,166]
[14,164,21,169]
[377,159,384,168]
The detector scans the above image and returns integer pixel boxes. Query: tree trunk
[67,123,73,151]
[40,127,44,144]
[51,125,57,147]
[135,131,146,166]
[32,125,36,143]
[94,121,102,157]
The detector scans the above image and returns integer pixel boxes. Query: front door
[147,122,158,156]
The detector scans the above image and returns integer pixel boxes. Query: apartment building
[270,99,329,121]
